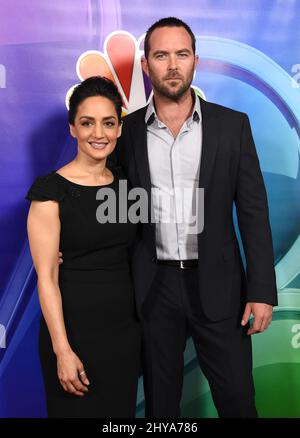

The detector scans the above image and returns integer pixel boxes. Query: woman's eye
[81,121,93,126]
[105,121,115,127]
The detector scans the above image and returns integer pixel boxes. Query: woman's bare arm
[27,200,89,395]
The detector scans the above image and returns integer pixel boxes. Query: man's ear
[194,54,199,71]
[69,124,76,138]
[141,55,149,76]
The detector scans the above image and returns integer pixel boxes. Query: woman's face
[69,95,122,161]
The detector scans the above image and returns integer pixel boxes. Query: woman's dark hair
[68,76,123,125]
[144,17,196,59]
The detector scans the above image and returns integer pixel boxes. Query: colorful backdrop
[0,0,299,418]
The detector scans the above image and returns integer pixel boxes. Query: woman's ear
[69,124,76,138]
[117,121,122,138]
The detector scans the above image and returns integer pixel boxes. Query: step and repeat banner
[0,0,299,418]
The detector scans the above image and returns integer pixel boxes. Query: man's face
[142,26,198,100]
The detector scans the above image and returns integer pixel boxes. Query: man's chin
[163,87,187,100]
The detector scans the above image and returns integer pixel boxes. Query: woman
[26,76,141,418]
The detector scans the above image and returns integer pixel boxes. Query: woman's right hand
[56,349,90,396]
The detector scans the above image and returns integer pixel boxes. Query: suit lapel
[132,110,152,195]
[131,109,156,248]
[198,97,220,190]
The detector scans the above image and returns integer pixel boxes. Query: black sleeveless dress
[26,167,141,418]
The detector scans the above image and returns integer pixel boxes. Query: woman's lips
[89,142,108,150]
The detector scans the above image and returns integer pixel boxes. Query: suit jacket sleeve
[107,116,130,170]
[107,137,121,168]
[235,114,277,305]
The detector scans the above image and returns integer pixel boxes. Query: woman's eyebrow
[79,115,117,120]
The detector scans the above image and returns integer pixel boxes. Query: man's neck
[153,89,195,137]
[154,89,194,123]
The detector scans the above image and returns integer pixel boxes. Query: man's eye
[156,54,166,59]
[178,53,188,58]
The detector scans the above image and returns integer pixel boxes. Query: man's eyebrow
[152,49,192,56]
[152,50,168,56]
[176,48,192,53]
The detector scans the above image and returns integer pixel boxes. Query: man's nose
[167,54,178,70]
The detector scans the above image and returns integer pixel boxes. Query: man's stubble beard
[149,68,194,101]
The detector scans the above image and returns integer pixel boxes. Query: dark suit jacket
[111,96,277,321]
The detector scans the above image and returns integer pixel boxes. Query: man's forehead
[150,26,191,41]
[148,26,193,49]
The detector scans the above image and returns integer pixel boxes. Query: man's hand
[241,302,273,335]
[58,251,63,265]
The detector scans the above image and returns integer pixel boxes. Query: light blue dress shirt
[145,93,202,260]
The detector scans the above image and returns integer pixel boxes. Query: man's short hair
[144,17,196,59]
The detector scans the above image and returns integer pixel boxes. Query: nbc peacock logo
[66,31,205,114]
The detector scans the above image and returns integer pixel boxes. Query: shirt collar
[145,89,202,126]
[145,97,157,125]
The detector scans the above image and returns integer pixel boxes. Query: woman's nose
[93,122,104,138]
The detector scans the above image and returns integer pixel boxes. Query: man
[112,17,277,418]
